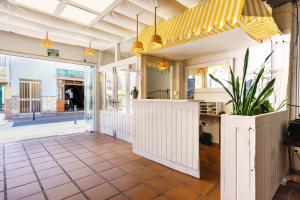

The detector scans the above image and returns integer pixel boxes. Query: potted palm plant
[209,49,288,200]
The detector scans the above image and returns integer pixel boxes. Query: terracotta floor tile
[77,152,97,160]
[21,192,46,200]
[68,167,95,180]
[131,168,159,181]
[108,194,128,200]
[7,182,41,200]
[52,152,73,160]
[64,193,87,200]
[146,176,177,193]
[62,161,86,172]
[33,160,58,171]
[146,163,171,174]
[93,148,111,156]
[101,152,120,160]
[99,167,126,181]
[135,158,155,166]
[183,179,214,195]
[75,174,106,191]
[152,195,169,200]
[206,185,220,200]
[72,149,90,155]
[90,161,114,172]
[199,169,220,184]
[109,156,131,166]
[41,173,71,190]
[164,185,199,200]
[45,182,80,200]
[84,183,119,200]
[119,161,144,173]
[7,172,37,189]
[162,170,195,184]
[82,156,104,165]
[57,156,79,165]
[6,166,33,179]
[36,166,64,180]
[110,175,140,191]
[125,184,158,200]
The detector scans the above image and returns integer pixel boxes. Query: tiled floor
[0,133,220,200]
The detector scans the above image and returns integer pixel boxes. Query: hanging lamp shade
[149,6,163,49]
[131,14,144,55]
[41,32,53,48]
[85,42,95,57]
[158,58,169,71]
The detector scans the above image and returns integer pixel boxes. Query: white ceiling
[0,0,202,52]
[151,29,259,60]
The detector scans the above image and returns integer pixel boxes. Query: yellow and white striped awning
[137,0,280,54]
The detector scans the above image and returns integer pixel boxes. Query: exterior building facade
[0,54,87,118]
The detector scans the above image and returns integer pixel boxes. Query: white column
[115,43,121,62]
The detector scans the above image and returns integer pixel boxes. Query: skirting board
[133,148,200,178]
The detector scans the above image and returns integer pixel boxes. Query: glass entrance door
[100,64,138,142]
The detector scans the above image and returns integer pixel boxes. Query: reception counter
[132,99,200,178]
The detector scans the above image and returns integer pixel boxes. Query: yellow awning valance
[138,0,280,54]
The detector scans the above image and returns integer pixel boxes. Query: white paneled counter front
[132,99,200,178]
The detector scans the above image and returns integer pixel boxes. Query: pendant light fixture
[149,6,163,49]
[131,14,144,55]
[158,57,169,71]
[41,32,53,48]
[85,42,95,57]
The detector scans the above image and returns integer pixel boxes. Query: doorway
[0,54,95,142]
[100,61,138,143]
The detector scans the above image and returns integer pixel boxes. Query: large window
[20,80,41,113]
[187,63,231,90]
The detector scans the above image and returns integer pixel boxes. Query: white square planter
[221,110,288,200]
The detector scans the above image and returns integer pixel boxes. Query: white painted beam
[93,21,135,39]
[103,11,146,32]
[0,13,110,47]
[113,1,163,25]
[0,1,123,43]
[176,0,202,8]
[0,21,107,50]
[128,0,186,19]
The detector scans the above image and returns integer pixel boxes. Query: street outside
[0,112,86,143]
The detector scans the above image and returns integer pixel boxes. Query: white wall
[147,67,170,93]
[185,35,290,144]
[9,55,87,96]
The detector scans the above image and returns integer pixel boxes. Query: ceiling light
[41,32,53,48]
[149,7,163,50]
[131,14,144,55]
[158,58,169,71]
[85,42,95,57]
[61,5,98,25]
[15,0,60,14]
[70,0,114,13]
